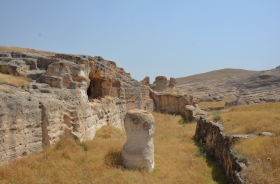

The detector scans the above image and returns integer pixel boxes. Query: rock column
[122,109,155,172]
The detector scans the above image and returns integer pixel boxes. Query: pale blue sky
[1,1,279,81]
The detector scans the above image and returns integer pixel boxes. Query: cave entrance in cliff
[87,73,121,100]
[87,78,104,99]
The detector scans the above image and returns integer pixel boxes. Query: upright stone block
[122,109,155,172]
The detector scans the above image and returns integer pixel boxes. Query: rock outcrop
[153,76,168,92]
[140,76,150,86]
[168,77,177,88]
[0,50,153,164]
[152,76,178,92]
[149,90,196,121]
[122,109,155,172]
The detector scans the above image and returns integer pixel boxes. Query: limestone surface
[153,76,168,92]
[0,50,153,164]
[168,77,177,88]
[122,109,155,172]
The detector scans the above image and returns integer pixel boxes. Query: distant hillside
[175,68,258,86]
[175,67,280,109]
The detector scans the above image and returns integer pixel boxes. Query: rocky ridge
[176,68,280,106]
[0,50,153,164]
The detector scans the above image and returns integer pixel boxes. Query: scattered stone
[258,132,273,136]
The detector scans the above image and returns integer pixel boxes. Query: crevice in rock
[41,105,50,148]
[63,114,72,136]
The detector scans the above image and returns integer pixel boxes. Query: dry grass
[0,113,227,184]
[207,103,280,183]
[161,88,181,95]
[0,46,54,55]
[199,101,225,109]
[234,136,280,183]
[0,73,31,90]
[208,103,280,135]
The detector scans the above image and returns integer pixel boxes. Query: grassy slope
[0,113,227,184]
[0,46,54,55]
[0,73,31,92]
[208,103,280,183]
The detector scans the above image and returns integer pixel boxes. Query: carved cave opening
[87,78,104,99]
[87,74,120,100]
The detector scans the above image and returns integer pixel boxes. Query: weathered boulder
[185,104,208,121]
[122,109,155,172]
[168,77,177,88]
[153,76,168,92]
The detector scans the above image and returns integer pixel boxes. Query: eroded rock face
[0,50,153,164]
[168,77,177,88]
[152,76,178,92]
[150,90,195,121]
[140,76,150,85]
[122,109,155,172]
[153,76,168,92]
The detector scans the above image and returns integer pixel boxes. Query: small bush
[230,148,241,159]
[147,83,156,89]
[0,66,7,74]
[213,111,222,122]
[195,147,206,157]
[178,118,186,125]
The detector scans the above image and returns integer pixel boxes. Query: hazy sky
[1,1,279,81]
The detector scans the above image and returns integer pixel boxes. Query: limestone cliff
[0,50,153,164]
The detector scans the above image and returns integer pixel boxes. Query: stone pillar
[122,109,155,172]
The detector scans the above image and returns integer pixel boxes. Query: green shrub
[230,148,241,159]
[178,117,187,124]
[195,147,206,157]
[0,66,7,74]
[213,111,222,122]
[147,83,156,89]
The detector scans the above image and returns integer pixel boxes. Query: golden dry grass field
[0,73,31,92]
[0,112,227,184]
[208,103,280,184]
[0,46,54,55]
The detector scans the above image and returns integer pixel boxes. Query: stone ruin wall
[194,118,250,184]
[149,90,194,121]
[0,51,153,164]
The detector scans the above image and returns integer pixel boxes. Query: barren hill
[175,67,280,108]
[176,68,258,86]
